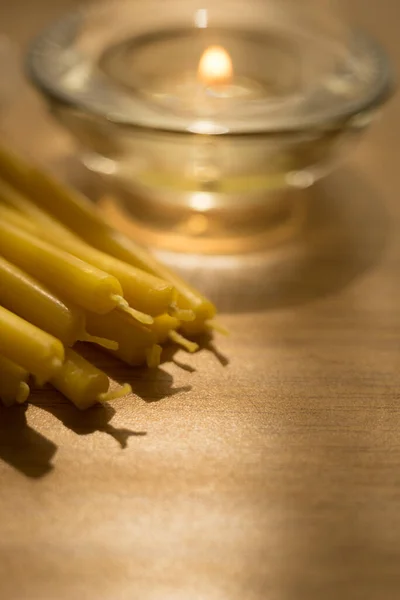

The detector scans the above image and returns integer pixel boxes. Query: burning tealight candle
[197,45,264,102]
[143,44,264,117]
[27,0,394,252]
[198,45,233,86]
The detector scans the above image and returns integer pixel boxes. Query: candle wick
[99,383,132,403]
[81,332,119,351]
[112,295,154,325]
[168,303,195,322]
[168,330,199,353]
[206,320,230,336]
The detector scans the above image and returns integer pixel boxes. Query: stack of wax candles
[0,145,220,410]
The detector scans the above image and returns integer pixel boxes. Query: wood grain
[0,2,400,599]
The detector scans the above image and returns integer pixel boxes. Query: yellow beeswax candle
[152,314,180,344]
[0,305,64,385]
[0,199,174,322]
[100,235,216,330]
[145,344,163,369]
[0,219,125,315]
[151,314,199,352]
[0,145,216,331]
[0,177,70,236]
[0,194,43,236]
[0,255,116,350]
[51,348,132,410]
[85,309,158,366]
[56,243,173,321]
[0,354,30,407]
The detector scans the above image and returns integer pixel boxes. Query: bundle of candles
[0,145,221,410]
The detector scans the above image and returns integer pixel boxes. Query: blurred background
[0,3,400,600]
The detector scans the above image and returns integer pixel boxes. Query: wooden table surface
[1,2,400,599]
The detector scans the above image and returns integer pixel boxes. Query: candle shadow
[170,356,197,374]
[157,345,197,373]
[128,367,192,404]
[32,389,146,449]
[199,334,230,367]
[167,333,230,367]
[0,404,57,478]
[159,338,229,370]
[164,168,390,314]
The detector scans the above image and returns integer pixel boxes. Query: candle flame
[198,46,233,86]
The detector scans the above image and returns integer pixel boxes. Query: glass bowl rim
[26,9,395,138]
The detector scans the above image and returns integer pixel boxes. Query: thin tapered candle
[0,199,174,321]
[151,314,199,352]
[0,255,116,349]
[0,305,64,385]
[85,309,158,366]
[51,348,132,410]
[0,218,125,315]
[0,145,216,331]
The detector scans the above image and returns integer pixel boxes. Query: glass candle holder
[27,0,393,253]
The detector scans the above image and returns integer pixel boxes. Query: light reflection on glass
[194,8,208,29]
[189,192,214,211]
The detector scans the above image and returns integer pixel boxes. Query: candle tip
[99,383,132,403]
[168,303,195,322]
[16,382,30,404]
[206,320,230,336]
[146,344,162,368]
[112,295,154,325]
[82,332,119,351]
